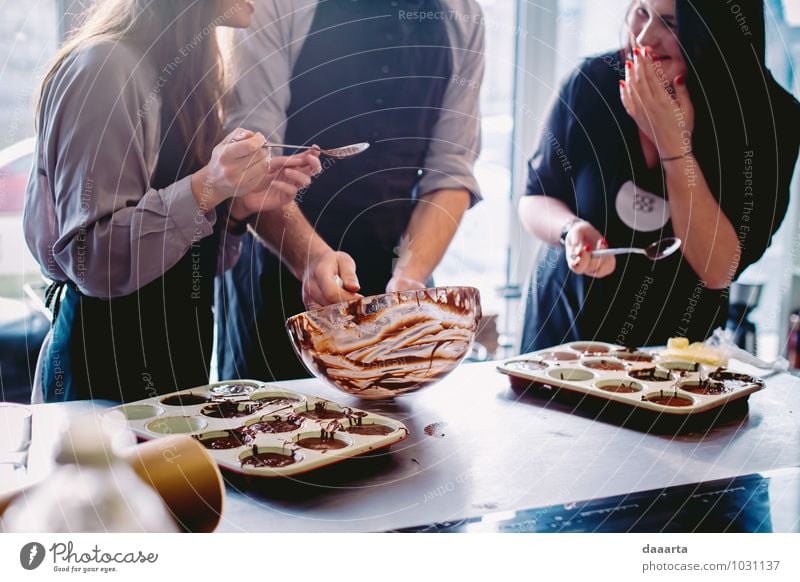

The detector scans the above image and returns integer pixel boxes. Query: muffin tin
[111,380,409,477]
[498,342,765,416]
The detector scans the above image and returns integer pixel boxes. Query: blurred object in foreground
[1,412,178,532]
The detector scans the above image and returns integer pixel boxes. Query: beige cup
[0,435,224,533]
[121,435,224,533]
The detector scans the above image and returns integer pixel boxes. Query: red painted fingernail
[675,74,685,85]
[626,60,633,69]
[584,244,592,252]
[633,48,640,56]
[619,80,626,88]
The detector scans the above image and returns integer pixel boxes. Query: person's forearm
[251,203,329,280]
[394,189,471,283]
[518,195,577,246]
[664,156,740,289]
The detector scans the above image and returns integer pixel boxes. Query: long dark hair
[38,0,226,169]
[676,0,799,268]
[677,0,798,149]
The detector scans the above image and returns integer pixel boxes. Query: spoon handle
[260,142,316,151]
[590,247,646,257]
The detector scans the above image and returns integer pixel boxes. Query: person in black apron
[217,0,460,381]
[27,1,319,403]
[42,109,221,403]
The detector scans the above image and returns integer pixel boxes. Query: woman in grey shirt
[24,0,320,402]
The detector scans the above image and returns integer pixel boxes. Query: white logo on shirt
[615,180,670,232]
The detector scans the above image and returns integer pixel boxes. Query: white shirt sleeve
[25,42,217,299]
[225,0,317,143]
[417,0,485,203]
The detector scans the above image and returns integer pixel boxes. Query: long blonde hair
[38,0,226,170]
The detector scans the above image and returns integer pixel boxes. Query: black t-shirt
[521,51,794,350]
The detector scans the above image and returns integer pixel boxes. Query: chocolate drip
[297,421,348,452]
[298,401,348,420]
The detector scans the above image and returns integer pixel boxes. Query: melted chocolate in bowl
[285,286,481,399]
[160,392,210,406]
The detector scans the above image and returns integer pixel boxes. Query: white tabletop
[214,362,800,532]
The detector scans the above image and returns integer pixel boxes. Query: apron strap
[43,280,68,323]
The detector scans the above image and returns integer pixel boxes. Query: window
[433,0,516,359]
[0,0,58,297]
[740,0,800,360]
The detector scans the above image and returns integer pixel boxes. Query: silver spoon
[261,142,370,159]
[590,237,681,261]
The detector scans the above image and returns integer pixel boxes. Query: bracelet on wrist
[559,217,584,247]
[660,150,693,162]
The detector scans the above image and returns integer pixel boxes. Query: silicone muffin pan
[497,342,765,416]
[111,380,409,477]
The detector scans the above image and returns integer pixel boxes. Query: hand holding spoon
[590,237,681,261]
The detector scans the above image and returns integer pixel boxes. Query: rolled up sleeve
[417,6,484,204]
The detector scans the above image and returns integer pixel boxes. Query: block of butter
[658,337,728,367]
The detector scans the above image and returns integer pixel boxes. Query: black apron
[218,0,453,381]
[42,107,220,403]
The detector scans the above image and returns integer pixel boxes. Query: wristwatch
[559,217,583,246]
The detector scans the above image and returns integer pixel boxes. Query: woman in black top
[519,0,800,350]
